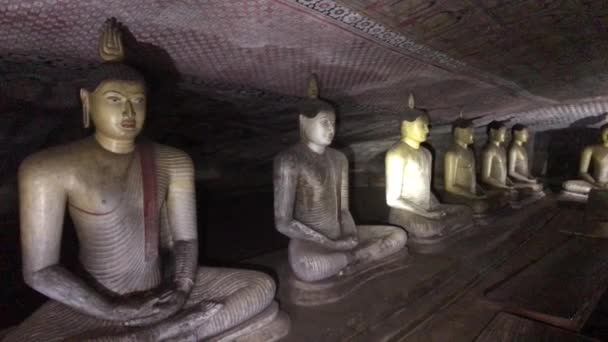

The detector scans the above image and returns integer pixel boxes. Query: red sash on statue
[139,142,159,261]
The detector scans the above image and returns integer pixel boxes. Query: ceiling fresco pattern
[0,0,607,184]
[342,0,608,100]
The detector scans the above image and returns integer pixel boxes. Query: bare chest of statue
[395,142,431,209]
[66,141,169,295]
[488,145,507,184]
[512,145,530,176]
[454,145,476,190]
[291,144,342,240]
[591,146,608,181]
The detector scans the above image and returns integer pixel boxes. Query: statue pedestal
[558,190,588,203]
[286,249,409,306]
[208,301,290,342]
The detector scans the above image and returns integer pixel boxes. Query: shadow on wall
[535,126,601,188]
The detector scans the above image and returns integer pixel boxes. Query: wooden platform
[475,313,598,342]
[485,225,608,330]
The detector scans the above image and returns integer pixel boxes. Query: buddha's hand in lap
[122,285,191,327]
[329,236,358,250]
[421,209,446,220]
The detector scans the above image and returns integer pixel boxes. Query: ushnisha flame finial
[307,74,320,99]
[408,93,415,110]
[98,18,125,63]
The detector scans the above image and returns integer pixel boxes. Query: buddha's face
[402,115,430,143]
[300,110,336,147]
[81,79,146,141]
[490,127,506,143]
[455,126,474,145]
[514,128,529,143]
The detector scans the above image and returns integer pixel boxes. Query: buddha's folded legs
[512,182,543,192]
[288,226,406,283]
[288,239,350,282]
[187,267,275,339]
[563,180,593,194]
[351,225,407,263]
[441,191,490,215]
[3,267,275,342]
[388,204,472,240]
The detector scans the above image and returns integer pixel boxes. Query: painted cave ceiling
[1,0,608,175]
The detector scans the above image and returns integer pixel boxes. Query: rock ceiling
[1,0,608,181]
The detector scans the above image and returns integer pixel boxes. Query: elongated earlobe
[80,89,90,129]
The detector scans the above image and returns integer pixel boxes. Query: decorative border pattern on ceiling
[282,0,553,103]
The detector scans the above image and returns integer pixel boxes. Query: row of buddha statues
[4,19,604,341]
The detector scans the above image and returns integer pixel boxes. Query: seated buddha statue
[385,94,473,247]
[273,76,407,283]
[507,124,545,197]
[561,124,608,202]
[442,118,504,216]
[4,19,288,342]
[480,121,518,202]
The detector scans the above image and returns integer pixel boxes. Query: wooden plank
[475,313,598,342]
[485,228,608,331]
[560,189,608,238]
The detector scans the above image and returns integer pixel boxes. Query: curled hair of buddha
[452,118,472,132]
[487,120,505,133]
[298,74,335,118]
[399,93,427,122]
[512,123,527,133]
[83,63,145,92]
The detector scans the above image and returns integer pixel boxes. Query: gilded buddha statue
[561,124,608,202]
[442,118,504,215]
[5,19,288,341]
[480,121,518,200]
[507,124,545,197]
[273,76,407,283]
[385,94,473,248]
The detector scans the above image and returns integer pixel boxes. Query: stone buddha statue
[507,124,544,195]
[5,19,288,341]
[561,124,608,202]
[442,118,499,215]
[385,94,473,248]
[273,75,407,283]
[480,121,517,200]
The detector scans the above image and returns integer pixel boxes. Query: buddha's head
[80,64,146,142]
[299,99,336,147]
[512,124,529,143]
[399,93,429,144]
[80,18,147,145]
[488,121,507,143]
[299,75,336,148]
[452,119,474,146]
[601,124,608,144]
[401,114,430,144]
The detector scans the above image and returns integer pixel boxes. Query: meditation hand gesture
[331,236,358,250]
[99,18,125,62]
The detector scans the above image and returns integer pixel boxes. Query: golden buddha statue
[561,124,608,202]
[480,121,517,200]
[507,124,545,197]
[273,76,407,283]
[385,94,473,248]
[442,118,502,215]
[5,19,288,341]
